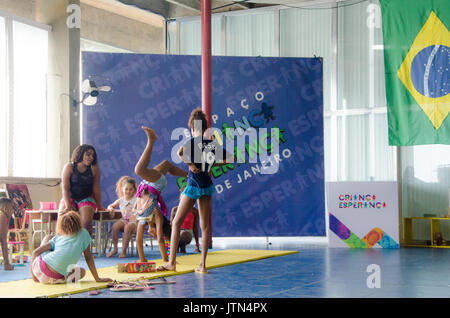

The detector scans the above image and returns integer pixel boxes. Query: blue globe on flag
[410,45,449,98]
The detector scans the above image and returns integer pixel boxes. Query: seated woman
[59,144,106,236]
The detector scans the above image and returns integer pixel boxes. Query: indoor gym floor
[1,238,449,298]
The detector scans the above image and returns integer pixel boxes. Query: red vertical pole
[201,0,213,248]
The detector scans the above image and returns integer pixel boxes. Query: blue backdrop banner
[82,53,325,237]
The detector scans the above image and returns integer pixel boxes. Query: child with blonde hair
[30,211,111,284]
[106,176,138,258]
[0,198,14,271]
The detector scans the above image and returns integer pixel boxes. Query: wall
[0,0,35,19]
[80,1,165,53]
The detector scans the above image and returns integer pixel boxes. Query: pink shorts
[60,195,97,212]
[31,256,66,284]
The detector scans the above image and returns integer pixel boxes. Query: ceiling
[116,0,314,19]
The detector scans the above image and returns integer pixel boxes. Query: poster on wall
[327,181,399,248]
[82,53,325,237]
[5,184,33,219]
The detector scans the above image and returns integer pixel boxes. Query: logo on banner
[338,194,387,209]
[329,213,398,249]
[175,91,293,194]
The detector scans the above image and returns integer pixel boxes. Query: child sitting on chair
[30,211,112,284]
[106,176,138,258]
[0,198,14,271]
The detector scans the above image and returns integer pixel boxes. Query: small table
[404,217,450,248]
[93,210,119,256]
[25,210,59,248]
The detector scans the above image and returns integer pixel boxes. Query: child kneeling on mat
[30,211,112,284]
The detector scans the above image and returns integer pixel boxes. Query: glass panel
[323,116,332,181]
[12,21,48,177]
[374,113,396,180]
[226,12,274,57]
[337,0,370,110]
[402,145,450,239]
[179,17,221,55]
[280,6,332,111]
[166,21,177,54]
[337,114,370,181]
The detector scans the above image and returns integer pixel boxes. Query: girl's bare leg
[120,223,136,258]
[136,223,147,262]
[154,160,188,178]
[135,127,162,182]
[0,215,13,270]
[79,206,95,237]
[107,221,124,258]
[163,194,196,271]
[196,195,212,273]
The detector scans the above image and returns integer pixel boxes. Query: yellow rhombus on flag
[380,0,450,145]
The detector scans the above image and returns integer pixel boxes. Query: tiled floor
[2,238,450,298]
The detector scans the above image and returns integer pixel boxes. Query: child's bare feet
[4,263,14,271]
[141,126,158,142]
[195,265,207,274]
[106,249,117,258]
[158,263,175,271]
[119,252,127,258]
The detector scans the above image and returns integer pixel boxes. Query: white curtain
[226,12,274,56]
[179,17,222,55]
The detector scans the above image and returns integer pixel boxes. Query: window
[0,13,50,177]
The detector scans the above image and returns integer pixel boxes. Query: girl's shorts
[60,195,97,211]
[183,185,215,200]
[31,256,66,285]
[119,215,138,226]
[136,193,160,225]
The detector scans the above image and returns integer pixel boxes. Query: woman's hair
[71,144,98,165]
[0,197,12,213]
[187,107,208,134]
[56,211,82,236]
[150,216,172,239]
[115,176,137,197]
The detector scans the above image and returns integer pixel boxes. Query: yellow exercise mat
[0,249,297,298]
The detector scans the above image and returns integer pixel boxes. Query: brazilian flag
[380,0,449,145]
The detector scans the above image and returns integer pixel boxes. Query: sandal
[88,288,101,295]
[157,265,173,272]
[195,268,208,274]
[109,283,145,292]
